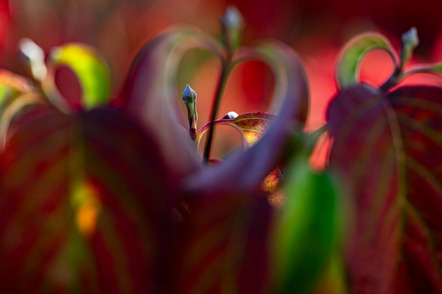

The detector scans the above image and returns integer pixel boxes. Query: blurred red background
[0,0,440,158]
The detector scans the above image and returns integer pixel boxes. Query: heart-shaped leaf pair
[120,22,332,293]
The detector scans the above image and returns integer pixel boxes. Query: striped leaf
[172,190,273,294]
[326,84,442,293]
[387,86,442,292]
[0,108,173,292]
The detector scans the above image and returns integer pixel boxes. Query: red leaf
[327,84,401,294]
[327,84,442,293]
[0,109,174,292]
[388,86,442,292]
[172,191,272,294]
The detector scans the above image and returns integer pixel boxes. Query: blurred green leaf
[45,44,112,110]
[336,33,397,89]
[273,158,341,294]
[402,62,442,78]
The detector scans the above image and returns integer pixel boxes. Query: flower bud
[220,6,244,53]
[400,27,419,70]
[182,84,197,104]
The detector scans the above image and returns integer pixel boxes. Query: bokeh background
[0,0,440,158]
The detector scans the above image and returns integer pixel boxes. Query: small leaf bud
[182,84,197,103]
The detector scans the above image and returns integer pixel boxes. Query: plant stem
[203,59,231,163]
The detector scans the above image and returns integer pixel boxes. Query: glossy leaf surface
[0,109,173,292]
[327,84,442,293]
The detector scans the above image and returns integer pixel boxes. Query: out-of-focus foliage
[0,2,441,294]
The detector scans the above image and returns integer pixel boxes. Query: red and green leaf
[172,191,272,293]
[0,108,174,292]
[326,85,442,293]
[387,86,442,292]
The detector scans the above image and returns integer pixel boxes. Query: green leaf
[44,44,112,111]
[432,63,442,73]
[402,62,442,78]
[335,33,397,89]
[197,112,275,147]
[272,158,341,294]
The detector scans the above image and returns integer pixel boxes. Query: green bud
[182,84,198,141]
[400,27,419,71]
[220,6,244,53]
[182,84,197,103]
